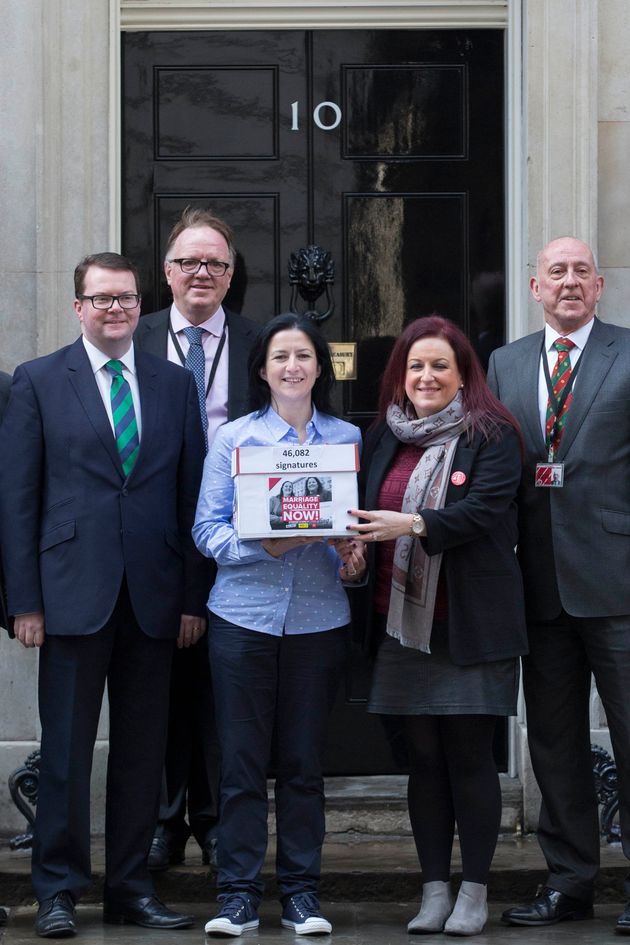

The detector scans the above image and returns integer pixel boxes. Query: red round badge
[451,471,466,486]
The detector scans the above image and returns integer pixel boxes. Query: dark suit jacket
[0,340,207,638]
[0,370,12,631]
[487,317,630,621]
[133,306,258,423]
[356,422,528,665]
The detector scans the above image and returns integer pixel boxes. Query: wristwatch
[410,513,425,537]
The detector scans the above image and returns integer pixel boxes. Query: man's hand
[177,614,207,649]
[15,611,45,648]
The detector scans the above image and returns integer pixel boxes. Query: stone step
[2,776,626,905]
[2,834,627,906]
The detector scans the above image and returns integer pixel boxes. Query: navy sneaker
[204,893,259,937]
[281,893,332,935]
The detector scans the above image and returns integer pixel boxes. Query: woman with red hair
[348,316,528,936]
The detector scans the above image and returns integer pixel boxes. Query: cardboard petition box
[232,443,359,539]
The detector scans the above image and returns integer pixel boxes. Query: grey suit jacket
[133,306,258,424]
[487,317,630,620]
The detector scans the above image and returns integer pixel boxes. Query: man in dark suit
[487,237,630,935]
[0,253,207,937]
[134,207,257,871]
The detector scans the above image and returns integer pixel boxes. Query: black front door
[122,28,507,773]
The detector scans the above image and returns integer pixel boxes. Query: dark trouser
[155,637,220,850]
[524,610,630,902]
[32,581,173,903]
[208,614,347,903]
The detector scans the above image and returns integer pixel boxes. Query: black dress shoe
[103,894,194,929]
[501,887,594,926]
[35,891,77,938]
[616,900,630,934]
[147,835,185,871]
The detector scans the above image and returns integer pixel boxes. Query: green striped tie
[105,360,140,476]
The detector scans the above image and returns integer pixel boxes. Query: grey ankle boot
[407,880,455,933]
[444,881,488,936]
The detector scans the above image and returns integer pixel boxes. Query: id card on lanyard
[535,337,582,488]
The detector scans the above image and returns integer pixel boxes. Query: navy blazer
[133,306,258,422]
[356,422,528,665]
[0,340,207,638]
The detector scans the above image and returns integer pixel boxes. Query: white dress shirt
[82,336,142,440]
[167,304,229,444]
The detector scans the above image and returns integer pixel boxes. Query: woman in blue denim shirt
[193,314,364,938]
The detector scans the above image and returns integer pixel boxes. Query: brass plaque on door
[329,343,357,381]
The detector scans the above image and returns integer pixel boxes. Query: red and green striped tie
[106,360,140,476]
[545,337,576,454]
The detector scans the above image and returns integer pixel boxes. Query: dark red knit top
[373,443,448,620]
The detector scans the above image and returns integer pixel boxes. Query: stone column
[0,0,113,835]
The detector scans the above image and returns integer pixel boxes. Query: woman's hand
[261,535,322,557]
[346,508,414,543]
[329,538,367,581]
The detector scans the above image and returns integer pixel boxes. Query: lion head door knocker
[288,245,335,324]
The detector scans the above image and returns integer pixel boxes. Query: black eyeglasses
[168,257,231,277]
[78,294,141,310]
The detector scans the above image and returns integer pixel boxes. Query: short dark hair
[164,206,236,265]
[378,314,522,444]
[248,313,336,416]
[74,252,140,298]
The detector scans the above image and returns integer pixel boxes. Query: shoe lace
[219,894,253,920]
[288,892,321,918]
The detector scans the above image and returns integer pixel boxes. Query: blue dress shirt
[193,406,362,635]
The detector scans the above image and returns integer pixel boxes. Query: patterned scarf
[385,391,467,652]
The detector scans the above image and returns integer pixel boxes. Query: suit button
[122,488,128,496]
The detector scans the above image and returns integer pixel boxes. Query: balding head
[530,236,604,334]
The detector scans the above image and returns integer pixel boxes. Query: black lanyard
[168,319,228,399]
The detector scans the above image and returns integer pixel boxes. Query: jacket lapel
[556,318,618,459]
[133,348,159,474]
[364,427,399,509]
[137,308,170,356]
[516,331,548,460]
[66,339,123,477]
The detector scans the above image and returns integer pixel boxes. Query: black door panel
[122,28,507,772]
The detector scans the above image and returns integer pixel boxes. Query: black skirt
[367,617,519,716]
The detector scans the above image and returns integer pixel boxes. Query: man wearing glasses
[0,252,207,936]
[134,208,256,873]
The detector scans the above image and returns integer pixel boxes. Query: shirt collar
[82,336,136,375]
[170,303,226,337]
[544,317,595,353]
[262,404,325,441]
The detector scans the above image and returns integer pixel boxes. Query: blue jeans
[208,614,347,902]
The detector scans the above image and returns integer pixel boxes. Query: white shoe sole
[281,917,332,935]
[204,917,259,936]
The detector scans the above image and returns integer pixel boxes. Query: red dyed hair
[377,315,522,444]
